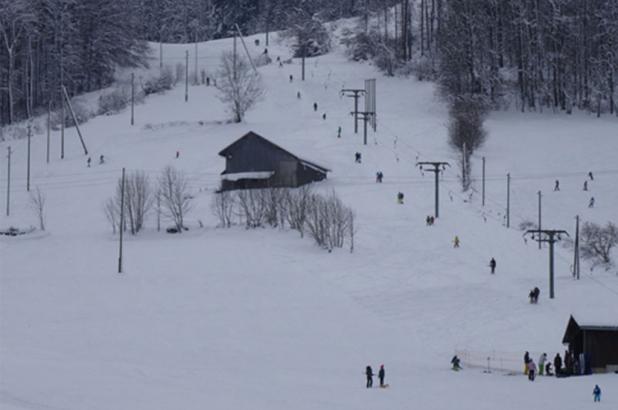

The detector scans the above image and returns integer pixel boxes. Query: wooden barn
[562,315,618,373]
[218,131,329,191]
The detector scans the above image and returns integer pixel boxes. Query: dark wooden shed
[218,131,329,191]
[562,315,618,373]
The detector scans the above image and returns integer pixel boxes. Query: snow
[221,171,275,181]
[1,26,618,410]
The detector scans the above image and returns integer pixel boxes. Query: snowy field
[1,26,617,410]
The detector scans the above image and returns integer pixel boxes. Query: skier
[376,171,383,183]
[206,77,210,86]
[365,365,374,388]
[355,152,362,163]
[378,364,385,387]
[583,180,588,191]
[453,236,460,248]
[313,102,318,112]
[397,192,404,204]
[532,287,540,303]
[289,74,293,82]
[489,258,496,274]
[554,353,562,376]
[554,179,560,191]
[322,113,326,120]
[451,355,461,371]
[527,359,537,381]
[99,154,105,165]
[588,171,594,180]
[87,157,91,167]
[588,197,595,208]
[176,150,180,159]
[337,126,342,138]
[297,91,301,99]
[426,215,432,226]
[545,361,553,376]
[593,385,601,402]
[524,351,530,374]
[538,353,547,375]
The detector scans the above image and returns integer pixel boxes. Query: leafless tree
[215,51,264,123]
[285,185,313,237]
[580,221,618,270]
[29,186,46,230]
[158,166,192,232]
[211,190,235,228]
[235,189,267,228]
[104,198,119,234]
[124,170,154,234]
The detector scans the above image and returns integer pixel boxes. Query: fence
[455,349,546,375]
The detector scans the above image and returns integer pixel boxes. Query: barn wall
[297,164,327,186]
[586,330,618,369]
[224,137,296,174]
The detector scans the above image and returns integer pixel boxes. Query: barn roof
[562,315,618,343]
[218,131,330,173]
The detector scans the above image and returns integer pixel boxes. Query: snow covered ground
[1,27,617,410]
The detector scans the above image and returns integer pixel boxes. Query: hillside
[1,28,617,410]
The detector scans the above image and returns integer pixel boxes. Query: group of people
[552,172,597,208]
[365,364,386,388]
[86,154,105,167]
[425,215,435,226]
[524,351,551,381]
[525,350,593,380]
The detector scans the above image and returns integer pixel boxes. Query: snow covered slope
[1,28,617,410]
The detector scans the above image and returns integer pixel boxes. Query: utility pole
[131,73,135,126]
[524,229,569,299]
[574,215,580,280]
[538,191,542,249]
[6,147,11,216]
[156,191,161,232]
[194,41,198,84]
[341,88,366,134]
[60,91,65,159]
[235,24,258,74]
[185,50,189,102]
[46,101,51,164]
[352,111,374,145]
[159,42,163,69]
[506,173,511,228]
[233,30,237,82]
[62,85,88,155]
[416,161,451,218]
[482,156,486,206]
[118,167,125,273]
[26,123,31,191]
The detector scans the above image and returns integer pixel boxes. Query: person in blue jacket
[593,385,601,402]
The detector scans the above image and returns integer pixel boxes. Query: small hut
[562,315,618,373]
[218,131,329,191]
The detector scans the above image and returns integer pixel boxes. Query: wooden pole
[46,101,51,164]
[61,90,65,159]
[185,50,189,102]
[62,85,88,155]
[131,73,135,126]
[27,124,31,191]
[506,173,511,228]
[6,147,11,216]
[538,191,542,249]
[482,156,486,206]
[118,167,125,273]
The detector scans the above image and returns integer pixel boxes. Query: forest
[1,0,616,126]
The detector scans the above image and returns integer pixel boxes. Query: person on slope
[527,359,537,381]
[453,236,460,248]
[593,385,601,402]
[524,351,530,374]
[451,355,461,371]
[489,258,496,274]
[378,364,386,387]
[538,353,547,375]
[365,366,374,388]
[554,353,562,376]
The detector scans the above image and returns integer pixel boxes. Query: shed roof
[562,315,618,344]
[218,131,330,173]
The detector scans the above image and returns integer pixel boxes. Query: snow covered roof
[221,171,275,181]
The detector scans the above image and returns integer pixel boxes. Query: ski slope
[1,26,617,410]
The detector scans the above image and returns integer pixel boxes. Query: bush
[290,19,331,58]
[142,67,174,96]
[50,98,94,131]
[580,221,617,270]
[211,186,356,252]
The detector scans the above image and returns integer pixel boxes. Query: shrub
[142,66,174,96]
[580,221,617,270]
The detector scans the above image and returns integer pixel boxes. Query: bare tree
[158,166,192,232]
[215,51,264,123]
[125,170,154,234]
[29,186,46,230]
[580,221,618,269]
[285,185,313,237]
[104,197,119,234]
[211,190,235,228]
